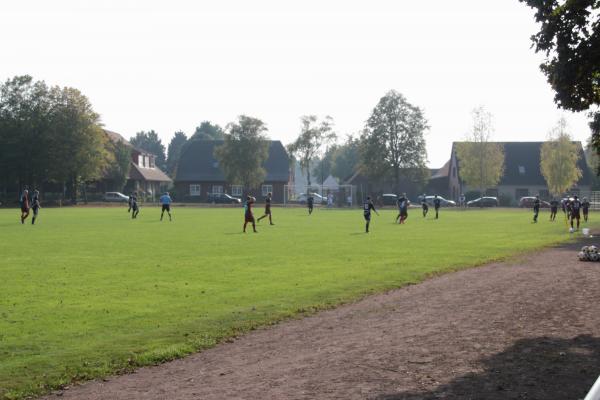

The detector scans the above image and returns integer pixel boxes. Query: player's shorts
[363,212,371,221]
[422,205,429,210]
[572,210,581,219]
[132,204,139,211]
[550,207,557,213]
[245,213,255,223]
[162,204,170,212]
[21,206,29,213]
[400,209,408,217]
[32,207,39,215]
[583,208,589,214]
[264,206,271,215]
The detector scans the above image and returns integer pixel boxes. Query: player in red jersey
[243,195,257,233]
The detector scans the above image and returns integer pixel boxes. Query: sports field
[0,206,592,399]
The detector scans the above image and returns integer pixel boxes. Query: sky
[0,0,593,167]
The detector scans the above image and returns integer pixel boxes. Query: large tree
[455,107,505,197]
[520,0,600,155]
[540,118,582,196]
[312,144,338,184]
[104,140,131,192]
[191,121,225,140]
[130,130,166,169]
[214,115,270,193]
[287,115,336,187]
[359,90,428,191]
[166,131,188,176]
[330,136,360,181]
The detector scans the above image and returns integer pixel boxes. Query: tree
[166,131,188,176]
[520,1,600,157]
[287,115,336,187]
[331,136,360,181]
[191,121,225,140]
[359,90,428,191]
[214,115,270,193]
[455,107,505,197]
[540,118,582,196]
[312,145,338,184]
[130,130,166,169]
[105,140,131,192]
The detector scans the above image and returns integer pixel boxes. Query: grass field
[0,206,593,399]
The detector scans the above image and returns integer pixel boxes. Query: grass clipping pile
[578,245,600,262]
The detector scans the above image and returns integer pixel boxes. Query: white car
[296,193,327,204]
[103,192,129,202]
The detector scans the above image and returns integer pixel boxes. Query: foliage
[0,75,108,201]
[214,115,270,192]
[330,136,360,181]
[455,107,505,195]
[287,115,336,186]
[130,130,166,169]
[359,90,428,191]
[105,140,131,192]
[520,0,600,160]
[0,207,592,399]
[166,131,188,176]
[312,144,338,184]
[191,121,225,141]
[540,118,582,196]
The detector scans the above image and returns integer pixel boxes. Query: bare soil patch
[45,240,600,400]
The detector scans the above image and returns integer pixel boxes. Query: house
[431,141,593,204]
[104,130,172,199]
[174,140,291,202]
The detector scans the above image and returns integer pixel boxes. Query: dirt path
[45,241,600,400]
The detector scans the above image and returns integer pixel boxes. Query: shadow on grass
[375,335,600,400]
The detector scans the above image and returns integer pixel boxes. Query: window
[262,184,273,197]
[231,185,243,196]
[149,157,155,168]
[189,184,201,196]
[212,185,223,194]
[515,188,529,199]
[518,166,526,175]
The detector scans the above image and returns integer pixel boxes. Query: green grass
[0,206,593,399]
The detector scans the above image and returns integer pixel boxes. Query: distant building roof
[430,160,451,180]
[176,140,290,182]
[130,163,172,182]
[451,141,592,186]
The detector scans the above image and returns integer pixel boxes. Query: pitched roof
[129,163,172,182]
[430,160,450,179]
[104,129,133,148]
[176,140,290,182]
[452,141,592,186]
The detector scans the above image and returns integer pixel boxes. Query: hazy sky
[1,0,592,167]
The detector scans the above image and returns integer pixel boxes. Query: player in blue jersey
[159,192,172,221]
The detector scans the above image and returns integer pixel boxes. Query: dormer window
[518,166,525,175]
[149,156,155,168]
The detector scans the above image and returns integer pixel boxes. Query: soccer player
[582,197,590,222]
[127,193,133,213]
[243,195,257,233]
[20,189,30,224]
[307,194,314,215]
[395,193,409,224]
[421,195,429,217]
[433,195,441,219]
[257,192,274,225]
[459,193,466,208]
[570,195,582,230]
[159,192,172,221]
[131,192,140,219]
[363,196,379,233]
[532,195,540,223]
[549,198,559,221]
[31,190,41,225]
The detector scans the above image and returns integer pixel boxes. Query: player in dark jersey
[532,195,540,223]
[421,195,429,217]
[433,195,441,219]
[307,194,314,215]
[130,192,140,219]
[243,195,257,233]
[20,189,30,224]
[395,193,409,224]
[363,196,379,233]
[31,190,41,225]
[582,197,590,222]
[257,192,274,225]
[127,194,133,213]
[570,195,582,230]
[549,198,558,221]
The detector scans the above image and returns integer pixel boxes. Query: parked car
[207,193,241,204]
[103,192,129,202]
[380,194,411,207]
[421,195,456,207]
[467,196,499,207]
[519,196,551,208]
[296,193,327,204]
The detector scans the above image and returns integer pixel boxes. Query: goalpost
[283,184,357,207]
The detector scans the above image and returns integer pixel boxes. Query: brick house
[174,140,291,202]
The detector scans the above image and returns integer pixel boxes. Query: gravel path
[45,240,600,400]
